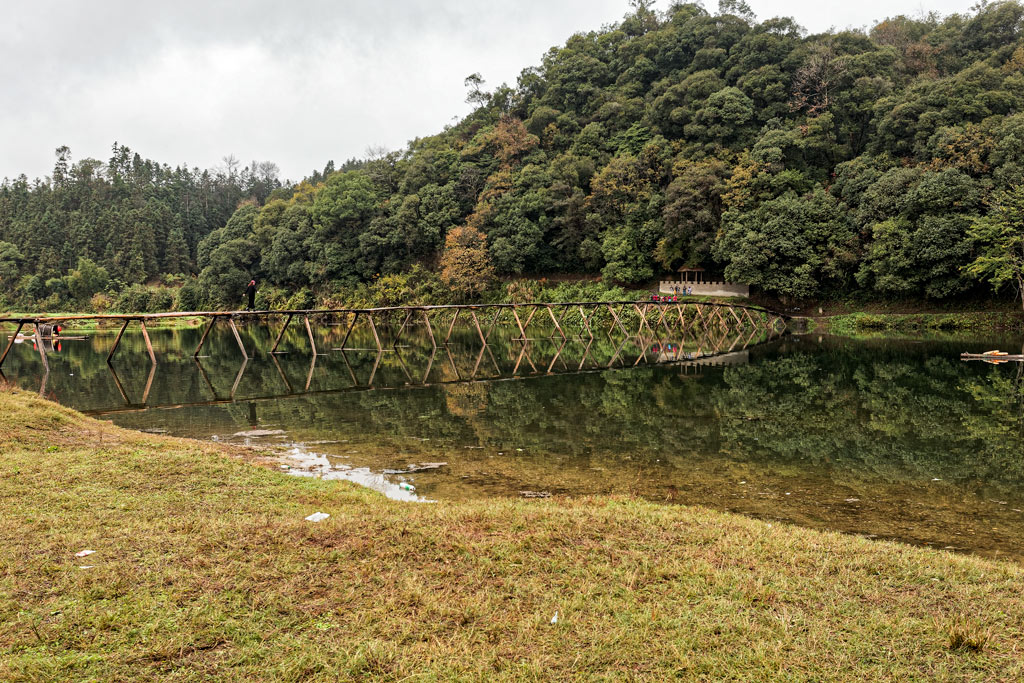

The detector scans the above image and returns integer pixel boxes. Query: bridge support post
[139,320,156,364]
[469,310,487,346]
[304,314,318,357]
[193,317,216,358]
[33,322,49,372]
[511,306,527,340]
[485,308,503,341]
[421,310,437,349]
[107,319,131,364]
[0,321,24,370]
[271,314,293,354]
[366,314,383,352]
[547,305,566,340]
[578,306,594,340]
[340,312,359,350]
[229,317,249,360]
[393,310,414,347]
[445,309,460,343]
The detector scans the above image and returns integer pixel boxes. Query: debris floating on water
[519,490,551,499]
[304,512,330,522]
[406,462,447,473]
[399,482,416,492]
[233,429,285,438]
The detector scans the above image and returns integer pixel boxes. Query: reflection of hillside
[6,326,1024,507]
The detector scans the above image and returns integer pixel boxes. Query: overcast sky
[1,0,975,183]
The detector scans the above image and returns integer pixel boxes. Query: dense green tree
[3,2,1024,309]
[968,184,1024,310]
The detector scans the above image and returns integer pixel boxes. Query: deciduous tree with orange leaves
[440,225,495,299]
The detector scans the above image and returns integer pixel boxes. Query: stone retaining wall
[659,281,749,298]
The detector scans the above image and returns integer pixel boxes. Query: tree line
[2,0,1024,312]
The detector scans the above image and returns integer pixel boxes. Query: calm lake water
[4,319,1024,561]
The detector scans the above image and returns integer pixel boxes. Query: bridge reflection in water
[1,300,786,413]
[81,321,779,417]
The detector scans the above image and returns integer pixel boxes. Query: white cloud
[0,0,980,182]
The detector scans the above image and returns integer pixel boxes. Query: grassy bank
[823,310,1024,337]
[2,387,1024,680]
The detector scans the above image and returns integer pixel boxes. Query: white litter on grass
[304,512,330,522]
[78,566,94,570]
[74,549,95,558]
[551,611,559,624]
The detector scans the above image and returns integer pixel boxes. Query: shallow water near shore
[4,319,1024,561]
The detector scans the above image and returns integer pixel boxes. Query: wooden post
[512,306,527,340]
[727,306,743,330]
[271,314,293,354]
[193,358,218,399]
[608,304,629,338]
[676,304,687,333]
[445,344,461,380]
[270,353,294,394]
[139,320,157,365]
[521,306,538,337]
[107,319,131,364]
[547,305,566,339]
[421,310,437,348]
[141,361,157,404]
[232,358,249,398]
[366,351,383,386]
[470,310,487,346]
[485,308,503,341]
[0,321,24,370]
[421,347,436,384]
[338,349,359,387]
[471,345,486,378]
[445,309,461,343]
[366,314,383,352]
[340,312,359,350]
[33,323,49,372]
[304,314,318,357]
[394,348,414,383]
[192,317,215,358]
[578,306,595,340]
[578,338,593,371]
[393,310,413,347]
[633,303,654,336]
[512,342,528,374]
[229,317,249,360]
[108,364,131,404]
[305,354,317,392]
[547,341,566,374]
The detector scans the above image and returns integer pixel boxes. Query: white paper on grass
[305,512,330,522]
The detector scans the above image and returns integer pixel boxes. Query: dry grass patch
[2,387,1024,681]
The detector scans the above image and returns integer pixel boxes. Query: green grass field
[2,385,1023,681]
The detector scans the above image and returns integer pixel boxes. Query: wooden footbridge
[0,300,787,373]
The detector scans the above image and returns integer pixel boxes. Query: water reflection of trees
[7,326,1024,494]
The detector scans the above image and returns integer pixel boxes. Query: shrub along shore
[2,385,1024,680]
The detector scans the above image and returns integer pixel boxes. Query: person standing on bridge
[245,279,257,311]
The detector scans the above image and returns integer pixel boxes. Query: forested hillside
[3,0,1024,312]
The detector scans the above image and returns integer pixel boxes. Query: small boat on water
[960,350,1024,363]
